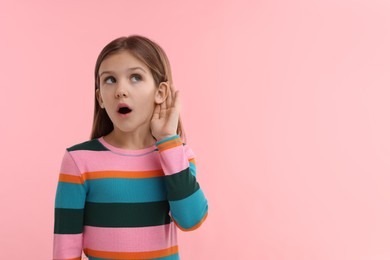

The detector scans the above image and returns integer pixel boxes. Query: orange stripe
[157,139,182,152]
[84,246,178,259]
[157,138,181,147]
[82,170,164,180]
[158,143,182,152]
[174,212,208,232]
[157,141,179,151]
[158,141,182,152]
[189,158,196,165]
[58,173,84,184]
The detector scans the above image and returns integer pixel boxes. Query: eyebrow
[99,67,147,77]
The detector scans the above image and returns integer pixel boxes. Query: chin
[116,126,138,133]
[116,123,148,134]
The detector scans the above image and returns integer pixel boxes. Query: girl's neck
[103,128,156,150]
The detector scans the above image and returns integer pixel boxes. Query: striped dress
[53,135,208,260]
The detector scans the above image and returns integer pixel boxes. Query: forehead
[99,50,150,74]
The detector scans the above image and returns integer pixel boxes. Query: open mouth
[118,107,132,114]
[117,103,133,116]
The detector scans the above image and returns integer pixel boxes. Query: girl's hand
[151,84,181,141]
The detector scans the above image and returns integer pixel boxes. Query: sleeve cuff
[156,135,182,152]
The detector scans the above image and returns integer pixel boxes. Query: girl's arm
[156,135,208,231]
[53,150,87,260]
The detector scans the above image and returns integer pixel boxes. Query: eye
[130,74,142,83]
[103,76,116,84]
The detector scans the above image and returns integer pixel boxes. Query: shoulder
[66,138,109,152]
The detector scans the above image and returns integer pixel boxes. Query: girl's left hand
[151,84,181,141]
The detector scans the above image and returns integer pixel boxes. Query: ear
[155,82,169,104]
[96,89,104,108]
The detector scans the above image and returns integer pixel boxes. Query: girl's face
[96,50,158,135]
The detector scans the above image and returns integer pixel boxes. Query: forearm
[156,135,208,231]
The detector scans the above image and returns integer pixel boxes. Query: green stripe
[67,139,109,152]
[164,168,200,201]
[54,208,84,234]
[84,201,171,227]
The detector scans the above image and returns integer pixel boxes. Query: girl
[53,35,208,260]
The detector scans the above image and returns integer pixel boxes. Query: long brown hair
[90,35,185,142]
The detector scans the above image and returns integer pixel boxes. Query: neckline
[97,136,157,155]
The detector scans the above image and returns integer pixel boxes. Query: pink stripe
[53,233,83,259]
[83,223,178,252]
[158,146,189,175]
[69,150,162,173]
[60,151,81,177]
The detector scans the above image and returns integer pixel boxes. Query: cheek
[99,90,111,101]
[144,97,157,111]
[141,95,158,115]
[101,88,119,101]
[141,90,158,105]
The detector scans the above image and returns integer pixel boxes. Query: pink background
[1,0,390,259]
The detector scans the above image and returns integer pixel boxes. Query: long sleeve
[156,135,208,231]
[53,150,87,260]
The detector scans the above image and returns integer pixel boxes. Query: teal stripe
[86,177,166,203]
[189,161,196,176]
[84,201,171,227]
[156,135,180,146]
[54,208,84,234]
[87,254,179,260]
[155,254,180,260]
[55,182,86,208]
[170,189,208,230]
[67,139,109,152]
[164,169,199,201]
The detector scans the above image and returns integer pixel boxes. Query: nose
[115,82,128,98]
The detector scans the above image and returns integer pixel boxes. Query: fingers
[160,94,167,118]
[173,90,181,112]
[166,83,178,107]
[152,104,161,120]
[166,83,173,108]
[170,84,176,100]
